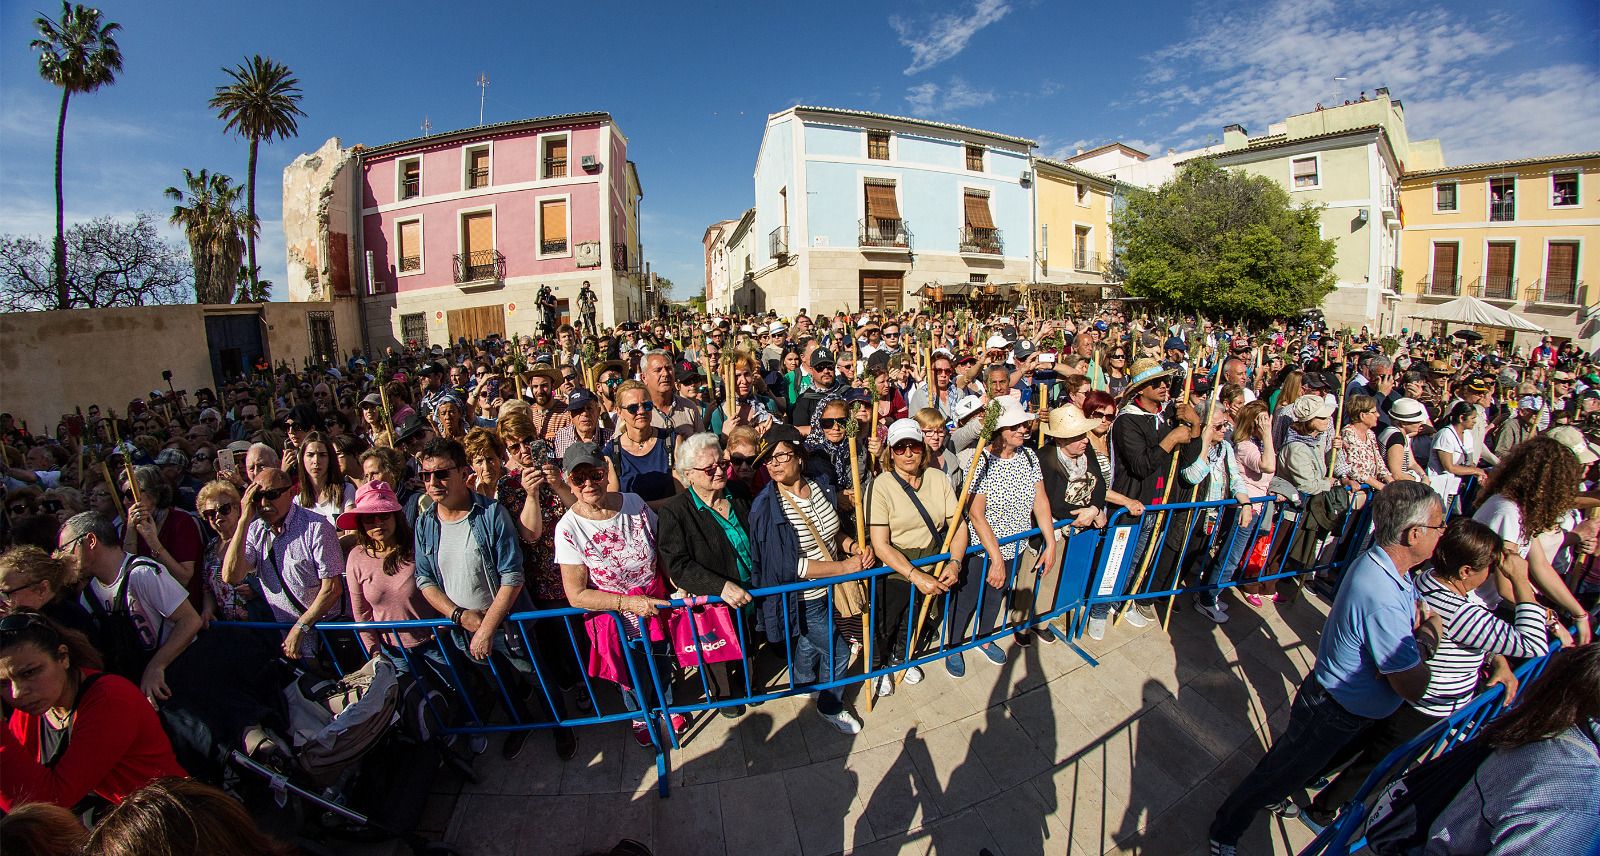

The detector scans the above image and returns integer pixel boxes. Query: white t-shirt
[1472,494,1528,609]
[295,482,355,528]
[81,555,189,650]
[1429,426,1474,498]
[553,493,659,597]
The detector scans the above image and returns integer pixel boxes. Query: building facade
[1033,157,1116,286]
[1398,152,1599,347]
[735,106,1036,316]
[283,112,647,352]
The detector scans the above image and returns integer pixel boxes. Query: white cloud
[1132,0,1600,163]
[891,0,1011,75]
[905,77,997,117]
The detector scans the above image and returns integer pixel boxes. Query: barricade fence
[211,484,1412,799]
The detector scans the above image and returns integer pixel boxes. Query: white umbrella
[1407,296,1546,333]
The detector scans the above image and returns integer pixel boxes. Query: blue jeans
[1209,676,1377,845]
[620,637,674,714]
[792,596,851,715]
[1198,507,1260,608]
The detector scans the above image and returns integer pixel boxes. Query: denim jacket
[414,492,525,594]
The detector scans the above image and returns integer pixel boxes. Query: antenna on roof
[476,73,490,126]
[421,115,432,135]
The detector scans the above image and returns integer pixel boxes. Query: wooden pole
[1160,368,1226,629]
[1114,366,1195,628]
[378,380,395,448]
[1328,332,1351,470]
[98,460,125,521]
[107,414,143,509]
[846,425,873,713]
[1035,383,1048,445]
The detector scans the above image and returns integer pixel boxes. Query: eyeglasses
[763,450,797,466]
[53,531,91,558]
[256,485,290,502]
[817,417,846,429]
[0,579,41,604]
[199,503,237,521]
[507,437,539,450]
[1414,520,1448,532]
[621,401,655,415]
[689,460,729,477]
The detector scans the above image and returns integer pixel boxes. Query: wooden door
[859,271,904,313]
[1485,242,1515,299]
[1430,243,1458,295]
[446,305,506,346]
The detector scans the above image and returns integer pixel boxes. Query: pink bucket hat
[336,480,403,529]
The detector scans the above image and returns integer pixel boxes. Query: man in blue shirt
[1208,481,1445,854]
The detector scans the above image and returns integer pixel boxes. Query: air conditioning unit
[1018,169,1033,184]
[580,155,598,170]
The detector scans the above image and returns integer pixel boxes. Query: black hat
[866,350,890,373]
[676,367,704,386]
[565,389,598,412]
[393,414,426,443]
[420,361,446,376]
[756,423,805,463]
[810,348,836,370]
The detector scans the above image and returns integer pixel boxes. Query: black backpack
[84,559,161,682]
[1362,736,1494,855]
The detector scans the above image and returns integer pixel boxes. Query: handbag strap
[777,481,836,562]
[889,470,945,546]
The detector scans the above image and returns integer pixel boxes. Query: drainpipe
[1028,148,1039,285]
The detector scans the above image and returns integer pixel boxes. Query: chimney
[1223,124,1248,150]
[1374,86,1390,98]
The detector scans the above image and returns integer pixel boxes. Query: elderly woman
[431,394,468,442]
[1335,394,1391,490]
[949,399,1055,669]
[1039,405,1108,643]
[866,418,967,698]
[0,547,94,636]
[657,433,755,718]
[803,395,871,503]
[463,427,507,500]
[748,425,869,734]
[194,480,262,624]
[554,442,681,746]
[723,424,764,498]
[602,381,680,509]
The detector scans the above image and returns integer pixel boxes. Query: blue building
[734,106,1037,315]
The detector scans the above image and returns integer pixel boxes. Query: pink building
[282,112,645,350]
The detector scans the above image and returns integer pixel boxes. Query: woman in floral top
[1333,394,1392,489]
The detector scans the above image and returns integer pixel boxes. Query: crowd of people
[1,305,1597,854]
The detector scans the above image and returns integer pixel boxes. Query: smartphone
[527,438,554,463]
[218,450,237,474]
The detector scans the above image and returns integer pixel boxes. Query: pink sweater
[345,549,435,650]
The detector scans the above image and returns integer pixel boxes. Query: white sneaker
[1217,597,1231,611]
[1123,604,1151,627]
[1208,841,1237,856]
[1194,600,1230,624]
[1087,615,1107,640]
[875,675,896,698]
[819,708,863,734]
[901,665,925,685]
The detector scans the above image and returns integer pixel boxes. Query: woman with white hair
[657,432,756,718]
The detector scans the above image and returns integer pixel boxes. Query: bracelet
[451,606,465,625]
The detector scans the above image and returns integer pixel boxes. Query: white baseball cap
[885,418,924,448]
[985,335,1010,350]
[954,397,985,421]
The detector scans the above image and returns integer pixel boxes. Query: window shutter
[963,192,995,229]
[399,221,421,261]
[470,149,488,171]
[1431,243,1458,284]
[541,199,568,243]
[464,212,493,255]
[1292,158,1317,178]
[549,138,567,161]
[864,183,900,220]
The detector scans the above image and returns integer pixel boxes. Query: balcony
[769,226,788,258]
[541,238,568,255]
[400,177,420,200]
[858,217,912,250]
[1378,266,1401,294]
[543,158,567,178]
[452,249,504,285]
[1074,249,1101,272]
[1472,275,1518,302]
[612,242,630,272]
[959,226,1003,255]
[1527,278,1585,307]
[466,167,489,189]
[1419,275,1461,298]
[398,255,421,273]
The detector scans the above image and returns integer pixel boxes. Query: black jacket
[1039,444,1106,521]
[1111,405,1201,504]
[657,489,753,597]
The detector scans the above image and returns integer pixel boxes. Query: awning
[1407,296,1545,333]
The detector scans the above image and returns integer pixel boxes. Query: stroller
[223,654,462,855]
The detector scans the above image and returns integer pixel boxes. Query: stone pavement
[419,591,1332,856]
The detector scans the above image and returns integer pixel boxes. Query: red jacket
[0,669,186,810]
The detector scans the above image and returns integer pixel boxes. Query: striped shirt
[778,480,840,602]
[1413,573,1550,718]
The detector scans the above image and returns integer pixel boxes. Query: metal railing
[1074,249,1100,272]
[960,226,1003,254]
[1527,278,1584,306]
[858,217,911,249]
[544,157,567,178]
[768,225,788,258]
[1420,274,1460,297]
[452,249,504,284]
[1489,199,1514,222]
[466,167,489,189]
[400,177,420,199]
[1473,274,1518,301]
[398,255,421,273]
[541,239,568,255]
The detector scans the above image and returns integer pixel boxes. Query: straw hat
[1123,357,1173,394]
[1042,404,1102,440]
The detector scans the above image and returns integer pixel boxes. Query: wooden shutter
[398,220,421,266]
[1547,242,1577,281]
[963,192,995,229]
[1431,243,1458,286]
[541,199,568,243]
[864,183,900,220]
[1486,243,1514,279]
[463,212,493,255]
[549,138,567,161]
[1292,158,1317,185]
[403,160,420,182]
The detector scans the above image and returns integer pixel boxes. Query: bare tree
[0,213,192,311]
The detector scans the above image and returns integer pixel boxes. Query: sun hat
[1546,425,1600,465]
[767,321,787,335]
[1388,398,1427,424]
[885,418,925,448]
[1124,357,1173,393]
[1290,395,1336,421]
[954,396,985,422]
[993,398,1035,430]
[336,480,403,530]
[1042,404,1101,440]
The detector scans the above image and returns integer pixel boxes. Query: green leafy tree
[1112,159,1337,320]
[209,55,304,300]
[165,169,253,304]
[31,2,123,310]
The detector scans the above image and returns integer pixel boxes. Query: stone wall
[282,137,361,303]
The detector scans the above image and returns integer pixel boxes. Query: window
[1552,172,1579,207]
[396,219,422,273]
[1074,226,1092,270]
[1291,156,1319,189]
[398,157,421,200]
[961,190,999,253]
[965,145,984,172]
[861,180,905,247]
[465,146,489,189]
[867,132,890,160]
[543,136,568,179]
[1429,243,1459,296]
[1545,242,1580,304]
[1435,182,1457,211]
[400,312,429,348]
[968,274,987,284]
[1075,182,1089,205]
[1489,177,1515,221]
[458,211,495,281]
[539,198,569,255]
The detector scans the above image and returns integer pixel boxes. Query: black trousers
[1309,702,1439,814]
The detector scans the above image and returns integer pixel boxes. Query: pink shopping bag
[667,596,744,669]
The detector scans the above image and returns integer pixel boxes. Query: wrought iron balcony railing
[1473,275,1518,301]
[769,226,788,258]
[466,167,489,189]
[400,177,420,199]
[398,255,421,273]
[960,226,1003,255]
[544,157,567,178]
[1527,278,1584,307]
[452,249,504,284]
[1420,275,1461,297]
[541,239,568,255]
[1074,249,1101,272]
[1489,200,1515,222]
[858,217,911,249]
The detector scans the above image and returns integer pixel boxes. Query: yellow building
[1398,152,1599,347]
[1033,157,1116,290]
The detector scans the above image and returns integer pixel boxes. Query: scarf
[804,392,856,487]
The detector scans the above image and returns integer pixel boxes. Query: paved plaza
[417,591,1330,856]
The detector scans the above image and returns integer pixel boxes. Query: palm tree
[165,168,252,304]
[209,55,304,301]
[31,2,123,310]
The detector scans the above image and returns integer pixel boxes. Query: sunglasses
[256,485,291,502]
[891,442,924,454]
[0,610,54,636]
[621,401,655,415]
[7,503,35,516]
[200,503,237,521]
[568,470,606,486]
[729,455,755,468]
[817,417,846,429]
[418,467,457,484]
[1094,411,1115,420]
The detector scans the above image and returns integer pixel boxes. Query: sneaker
[979,642,1006,665]
[819,708,863,735]
[501,730,528,760]
[1272,592,1288,604]
[554,727,578,761]
[1268,798,1301,819]
[944,652,966,678]
[1194,599,1230,624]
[1087,615,1107,641]
[847,639,862,668]
[468,734,490,755]
[667,713,688,735]
[1046,623,1071,644]
[1309,776,1331,790]
[1303,804,1337,829]
[1207,841,1237,856]
[1037,624,1059,644]
[718,704,746,719]
[630,719,652,747]
[902,665,925,685]
[1123,604,1150,628]
[1243,593,1265,608]
[875,675,896,698]
[1216,597,1231,611]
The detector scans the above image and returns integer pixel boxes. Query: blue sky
[2,0,1596,300]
